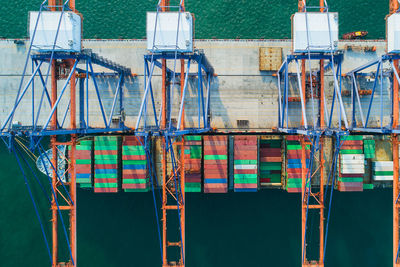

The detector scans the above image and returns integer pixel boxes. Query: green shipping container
[190,146,202,159]
[123,179,148,184]
[122,150,146,156]
[234,160,257,165]
[340,149,363,154]
[76,145,92,151]
[76,159,92,164]
[185,136,202,141]
[373,171,394,176]
[341,136,363,141]
[338,177,363,183]
[94,154,118,160]
[123,160,147,165]
[204,155,227,160]
[234,174,257,179]
[95,159,117,164]
[363,184,374,190]
[95,173,118,179]
[235,177,258,184]
[95,145,118,150]
[94,183,118,188]
[260,165,281,171]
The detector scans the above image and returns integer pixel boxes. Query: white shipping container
[373,161,393,167]
[234,165,257,170]
[29,11,81,52]
[387,13,400,53]
[147,12,193,52]
[341,168,365,174]
[341,165,365,171]
[292,12,339,53]
[373,175,393,181]
[340,154,365,161]
[341,161,365,165]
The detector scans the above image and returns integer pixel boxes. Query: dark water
[0,0,394,266]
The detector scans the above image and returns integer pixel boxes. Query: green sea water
[0,0,393,266]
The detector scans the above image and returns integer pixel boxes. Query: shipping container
[122,136,150,192]
[94,136,119,193]
[203,136,228,193]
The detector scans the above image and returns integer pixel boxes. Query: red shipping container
[204,166,228,173]
[204,141,228,147]
[203,159,228,165]
[234,169,257,174]
[123,174,147,179]
[234,140,257,146]
[337,182,363,187]
[204,136,227,141]
[75,150,91,158]
[260,156,282,162]
[260,178,272,183]
[122,155,147,160]
[75,164,91,173]
[287,173,302,179]
[184,164,201,172]
[234,154,257,160]
[338,183,363,192]
[122,141,143,146]
[184,141,202,146]
[204,188,227,193]
[235,183,257,189]
[287,150,310,158]
[123,169,147,175]
[94,188,118,193]
[122,183,148,189]
[260,149,281,157]
[287,187,302,193]
[286,136,301,141]
[185,173,201,179]
[94,150,118,155]
[341,140,363,146]
[340,173,364,178]
[287,168,308,174]
[95,164,118,169]
[340,145,363,150]
[185,177,201,183]
[95,178,118,183]
[234,145,257,151]
[204,168,228,176]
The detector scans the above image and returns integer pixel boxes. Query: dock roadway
[0,39,389,130]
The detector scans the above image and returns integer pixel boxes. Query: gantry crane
[135,1,214,266]
[278,1,347,266]
[1,1,133,266]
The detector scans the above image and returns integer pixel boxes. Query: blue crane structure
[277,1,349,266]
[134,1,215,266]
[0,1,134,266]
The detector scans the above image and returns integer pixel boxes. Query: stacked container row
[363,139,375,159]
[73,140,93,189]
[259,138,282,186]
[338,136,364,192]
[183,136,202,192]
[94,136,119,193]
[122,136,149,192]
[372,161,393,181]
[203,136,228,193]
[285,136,310,193]
[233,136,258,192]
